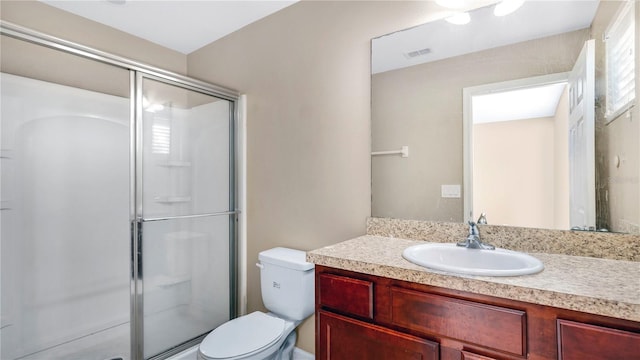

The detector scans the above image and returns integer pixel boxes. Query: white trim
[462,72,569,223]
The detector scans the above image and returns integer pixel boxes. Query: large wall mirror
[371,0,639,234]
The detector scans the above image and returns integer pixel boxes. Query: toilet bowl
[198,312,298,360]
[198,248,314,360]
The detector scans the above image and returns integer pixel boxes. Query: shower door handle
[132,219,143,278]
[130,218,143,302]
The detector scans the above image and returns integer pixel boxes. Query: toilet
[198,247,315,360]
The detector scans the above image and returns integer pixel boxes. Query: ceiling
[372,0,600,74]
[39,0,298,54]
[472,82,568,124]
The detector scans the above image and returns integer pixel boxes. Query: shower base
[13,304,220,360]
[16,322,129,360]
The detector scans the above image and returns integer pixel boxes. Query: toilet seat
[199,312,286,359]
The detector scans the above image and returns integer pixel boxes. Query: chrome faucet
[457,221,495,250]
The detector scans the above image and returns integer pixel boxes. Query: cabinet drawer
[461,351,499,360]
[557,319,640,360]
[318,310,439,360]
[390,287,526,356]
[318,273,373,319]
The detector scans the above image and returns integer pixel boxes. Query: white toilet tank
[258,247,315,321]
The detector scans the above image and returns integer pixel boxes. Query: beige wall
[372,29,589,222]
[186,1,453,353]
[473,93,571,231]
[473,117,555,229]
[592,1,640,234]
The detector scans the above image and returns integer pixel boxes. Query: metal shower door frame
[0,21,240,360]
[132,72,240,360]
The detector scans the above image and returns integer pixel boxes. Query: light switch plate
[441,184,461,198]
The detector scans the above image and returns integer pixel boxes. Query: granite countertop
[307,235,640,322]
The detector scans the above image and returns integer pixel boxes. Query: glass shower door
[0,34,131,360]
[136,76,235,359]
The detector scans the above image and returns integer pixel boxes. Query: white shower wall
[1,73,130,359]
[141,100,231,218]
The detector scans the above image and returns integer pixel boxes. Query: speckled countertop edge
[307,235,640,322]
[366,217,640,261]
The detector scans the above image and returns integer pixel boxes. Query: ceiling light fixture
[445,12,471,25]
[494,0,525,17]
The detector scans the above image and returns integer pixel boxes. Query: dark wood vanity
[315,265,640,360]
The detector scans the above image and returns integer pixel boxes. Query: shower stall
[1,23,239,360]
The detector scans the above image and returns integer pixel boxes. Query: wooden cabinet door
[318,310,439,360]
[558,319,640,360]
[390,287,526,357]
[318,273,374,319]
[461,350,498,360]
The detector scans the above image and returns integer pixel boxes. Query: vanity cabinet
[315,265,640,360]
[557,319,640,360]
[317,273,439,359]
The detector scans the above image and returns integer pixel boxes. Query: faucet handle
[461,221,494,250]
[477,213,487,224]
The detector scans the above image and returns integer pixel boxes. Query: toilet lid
[200,312,285,359]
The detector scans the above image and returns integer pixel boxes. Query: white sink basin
[402,243,544,277]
